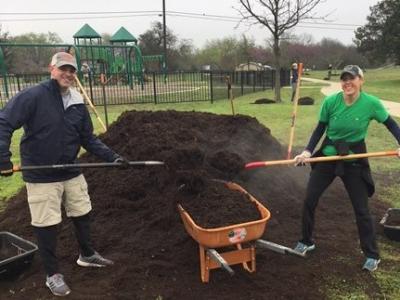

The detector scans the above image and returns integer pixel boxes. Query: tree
[0,25,9,41]
[6,32,63,74]
[174,39,196,70]
[138,21,195,71]
[354,0,400,65]
[139,21,177,56]
[238,0,324,102]
[101,33,112,45]
[0,26,12,70]
[279,36,368,71]
[194,35,268,71]
[194,37,239,70]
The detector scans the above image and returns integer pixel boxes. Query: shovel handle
[12,161,165,172]
[74,75,107,132]
[245,150,398,169]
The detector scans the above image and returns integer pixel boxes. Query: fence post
[240,72,244,96]
[100,79,109,129]
[253,71,256,92]
[16,74,21,92]
[153,72,157,104]
[209,71,213,104]
[262,71,266,90]
[88,73,94,101]
[4,74,9,98]
[272,69,275,89]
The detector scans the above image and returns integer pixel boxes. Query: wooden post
[287,62,303,159]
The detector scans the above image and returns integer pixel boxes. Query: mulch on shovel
[0,110,389,300]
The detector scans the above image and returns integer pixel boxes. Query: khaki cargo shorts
[26,174,92,227]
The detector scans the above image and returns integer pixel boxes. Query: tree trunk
[273,37,281,102]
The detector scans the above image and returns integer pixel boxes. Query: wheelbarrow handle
[245,150,398,169]
[12,161,165,172]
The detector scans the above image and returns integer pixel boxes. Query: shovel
[245,150,398,170]
[2,161,164,174]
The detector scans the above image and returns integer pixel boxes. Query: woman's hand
[294,150,311,166]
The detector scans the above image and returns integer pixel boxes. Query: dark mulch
[385,210,400,226]
[298,97,315,105]
[0,110,390,300]
[178,179,261,228]
[252,98,275,104]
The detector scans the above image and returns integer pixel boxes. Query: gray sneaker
[45,273,71,297]
[362,257,381,272]
[77,251,114,267]
[293,242,316,255]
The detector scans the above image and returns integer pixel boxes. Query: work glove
[294,150,311,166]
[0,161,13,177]
[114,156,130,170]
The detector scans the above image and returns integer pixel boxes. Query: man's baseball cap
[340,65,364,80]
[50,52,77,70]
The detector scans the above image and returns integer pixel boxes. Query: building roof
[110,27,137,43]
[73,24,101,39]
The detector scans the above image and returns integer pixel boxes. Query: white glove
[294,150,311,166]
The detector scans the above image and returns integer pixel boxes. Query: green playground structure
[73,24,165,87]
[0,23,166,98]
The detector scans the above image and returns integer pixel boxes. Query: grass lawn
[1,67,399,299]
[305,67,400,102]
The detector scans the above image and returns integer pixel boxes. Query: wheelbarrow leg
[199,244,255,283]
[199,245,210,283]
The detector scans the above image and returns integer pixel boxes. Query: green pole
[126,47,132,88]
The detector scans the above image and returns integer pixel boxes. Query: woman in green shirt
[293,65,400,272]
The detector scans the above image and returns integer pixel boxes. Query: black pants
[34,213,94,276]
[300,162,379,259]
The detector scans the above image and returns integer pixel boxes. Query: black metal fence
[0,69,290,107]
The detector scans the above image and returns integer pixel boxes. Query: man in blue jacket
[0,52,126,296]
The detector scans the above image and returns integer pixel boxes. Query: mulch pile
[252,98,275,104]
[298,97,315,105]
[0,110,390,299]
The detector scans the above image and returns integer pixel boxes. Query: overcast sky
[0,0,381,48]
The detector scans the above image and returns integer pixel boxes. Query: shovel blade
[256,239,306,258]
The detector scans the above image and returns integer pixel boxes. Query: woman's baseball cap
[340,65,364,79]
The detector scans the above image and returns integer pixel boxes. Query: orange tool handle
[287,62,304,159]
[245,150,398,169]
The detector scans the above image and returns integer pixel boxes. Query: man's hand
[114,156,130,170]
[397,148,400,158]
[294,150,311,166]
[0,161,13,177]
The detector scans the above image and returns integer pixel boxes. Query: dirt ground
[0,110,391,299]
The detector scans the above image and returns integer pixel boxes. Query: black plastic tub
[380,208,400,242]
[0,231,38,279]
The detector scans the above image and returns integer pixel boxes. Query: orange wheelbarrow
[178,181,304,283]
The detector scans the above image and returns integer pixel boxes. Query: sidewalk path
[302,77,400,117]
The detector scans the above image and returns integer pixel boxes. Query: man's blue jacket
[0,79,119,183]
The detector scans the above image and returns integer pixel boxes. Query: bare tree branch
[237,0,325,102]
